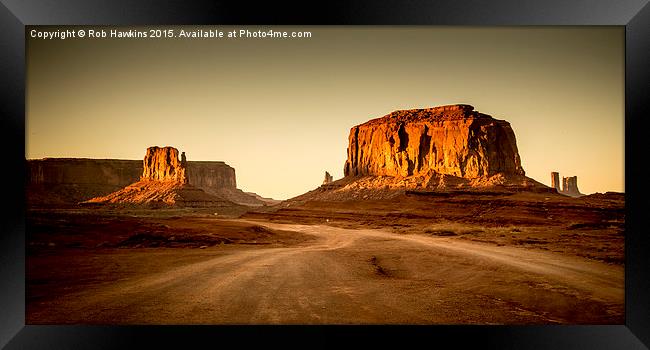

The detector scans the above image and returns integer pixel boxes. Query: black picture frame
[1,1,648,348]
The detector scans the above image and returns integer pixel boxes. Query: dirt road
[27,221,623,324]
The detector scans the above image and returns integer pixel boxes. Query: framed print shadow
[1,0,649,348]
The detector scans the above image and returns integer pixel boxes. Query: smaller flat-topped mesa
[344,104,525,179]
[141,146,188,184]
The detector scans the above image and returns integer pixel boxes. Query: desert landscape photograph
[25,26,624,324]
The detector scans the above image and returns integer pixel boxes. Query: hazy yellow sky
[26,26,624,199]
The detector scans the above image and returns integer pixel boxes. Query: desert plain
[26,191,624,324]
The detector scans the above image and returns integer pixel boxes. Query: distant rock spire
[551,172,560,191]
[551,171,583,197]
[562,176,582,197]
[323,171,334,185]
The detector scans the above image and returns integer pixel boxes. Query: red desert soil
[246,191,625,264]
[26,191,623,325]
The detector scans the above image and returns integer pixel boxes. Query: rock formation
[289,104,551,203]
[26,158,144,207]
[141,146,188,183]
[188,161,237,190]
[27,156,270,207]
[83,146,230,207]
[27,158,142,187]
[561,176,583,197]
[549,171,584,197]
[344,104,525,179]
[323,171,334,185]
[551,172,561,192]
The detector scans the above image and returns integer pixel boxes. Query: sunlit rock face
[141,146,188,184]
[344,104,525,179]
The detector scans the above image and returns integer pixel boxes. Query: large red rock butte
[292,104,550,202]
[344,104,525,179]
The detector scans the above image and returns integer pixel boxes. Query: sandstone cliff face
[27,158,142,187]
[26,159,144,207]
[344,104,525,180]
[141,146,188,183]
[187,161,236,190]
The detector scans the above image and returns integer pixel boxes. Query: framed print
[1,0,649,348]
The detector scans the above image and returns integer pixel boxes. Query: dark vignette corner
[0,1,26,349]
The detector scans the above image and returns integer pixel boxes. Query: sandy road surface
[28,221,623,324]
